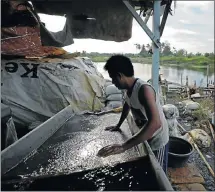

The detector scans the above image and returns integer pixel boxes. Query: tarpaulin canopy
[1,0,170,48]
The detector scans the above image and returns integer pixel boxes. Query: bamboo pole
[177,123,215,178]
[192,140,214,177]
[185,76,190,99]
[207,121,215,142]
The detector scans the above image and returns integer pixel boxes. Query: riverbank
[161,56,214,70]
[89,55,214,70]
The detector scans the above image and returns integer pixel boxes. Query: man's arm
[122,85,161,150]
[105,101,130,131]
[117,102,130,128]
[117,102,130,127]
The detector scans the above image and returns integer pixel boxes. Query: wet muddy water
[2,114,153,191]
[2,155,159,191]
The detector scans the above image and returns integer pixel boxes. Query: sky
[39,1,214,54]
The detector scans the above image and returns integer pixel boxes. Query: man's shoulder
[138,83,155,94]
[138,83,156,103]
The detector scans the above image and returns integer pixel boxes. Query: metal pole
[152,0,161,92]
[160,0,172,37]
[123,0,160,48]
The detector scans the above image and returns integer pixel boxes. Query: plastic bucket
[168,136,194,168]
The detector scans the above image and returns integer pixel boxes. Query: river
[96,62,214,87]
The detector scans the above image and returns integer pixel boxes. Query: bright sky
[39,1,214,54]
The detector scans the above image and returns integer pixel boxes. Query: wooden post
[186,76,190,99]
[186,76,188,86]
[206,65,209,87]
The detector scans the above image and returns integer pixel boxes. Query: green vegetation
[81,43,214,73]
[89,55,214,67]
[161,56,214,78]
[169,93,214,121]
[192,98,214,121]
[90,55,152,63]
[161,55,214,66]
[81,41,214,69]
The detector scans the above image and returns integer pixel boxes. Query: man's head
[104,55,134,89]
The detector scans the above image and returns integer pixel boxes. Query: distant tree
[196,52,202,56]
[134,43,141,50]
[209,52,214,56]
[204,53,210,57]
[172,47,177,56]
[134,43,150,56]
[187,52,194,58]
[176,49,186,56]
[162,41,172,56]
[140,44,148,56]
[160,42,166,54]
[146,43,151,52]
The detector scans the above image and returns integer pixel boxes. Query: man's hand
[97,144,125,157]
[105,125,121,132]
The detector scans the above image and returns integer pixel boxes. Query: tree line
[81,41,214,59]
[134,41,214,58]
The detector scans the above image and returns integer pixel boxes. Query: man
[97,55,169,173]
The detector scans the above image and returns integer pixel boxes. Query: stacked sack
[104,80,124,109]
[183,129,211,149]
[176,100,200,116]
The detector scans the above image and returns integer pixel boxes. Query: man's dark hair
[104,55,134,77]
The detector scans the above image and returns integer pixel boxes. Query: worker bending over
[97,55,169,173]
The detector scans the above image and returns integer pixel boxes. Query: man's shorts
[153,142,169,174]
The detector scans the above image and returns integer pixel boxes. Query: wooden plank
[168,164,205,184]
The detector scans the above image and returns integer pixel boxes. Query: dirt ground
[179,118,215,191]
[167,96,215,191]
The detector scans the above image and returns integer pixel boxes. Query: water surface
[96,62,214,87]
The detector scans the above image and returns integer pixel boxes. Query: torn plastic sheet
[1,57,106,126]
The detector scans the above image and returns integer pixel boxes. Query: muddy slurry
[3,114,160,191]
[2,156,159,191]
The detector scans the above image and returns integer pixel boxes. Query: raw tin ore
[1,26,66,57]
[2,26,46,57]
